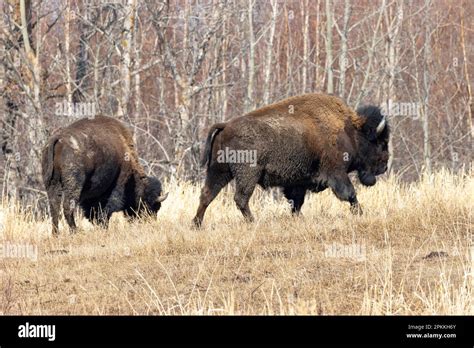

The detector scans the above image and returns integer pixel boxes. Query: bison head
[356,105,390,186]
[140,176,168,214]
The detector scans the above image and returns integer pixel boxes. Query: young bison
[193,93,389,226]
[42,116,167,235]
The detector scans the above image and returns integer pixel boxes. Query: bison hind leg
[233,168,262,222]
[61,172,86,233]
[46,186,62,235]
[193,167,232,227]
[62,192,79,233]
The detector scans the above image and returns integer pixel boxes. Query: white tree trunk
[315,0,322,89]
[246,0,255,111]
[301,0,309,94]
[384,1,403,174]
[325,0,334,94]
[65,0,72,105]
[338,0,350,98]
[422,27,432,175]
[460,6,473,143]
[263,0,278,105]
[118,0,136,117]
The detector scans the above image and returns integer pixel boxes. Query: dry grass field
[0,170,472,315]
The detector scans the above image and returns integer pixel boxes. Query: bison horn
[376,116,386,135]
[156,192,168,203]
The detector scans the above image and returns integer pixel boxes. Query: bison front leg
[83,203,110,229]
[104,190,123,213]
[101,172,131,227]
[328,175,363,215]
[99,189,124,227]
[96,212,111,229]
[283,186,306,214]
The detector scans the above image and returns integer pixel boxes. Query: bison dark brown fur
[193,93,389,226]
[42,116,167,235]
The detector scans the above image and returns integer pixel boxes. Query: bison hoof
[192,217,203,228]
[350,204,363,215]
[242,214,255,223]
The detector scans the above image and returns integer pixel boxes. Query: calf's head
[356,105,390,186]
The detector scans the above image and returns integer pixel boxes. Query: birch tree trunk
[118,0,136,117]
[314,0,322,90]
[301,0,309,94]
[20,0,41,110]
[20,0,45,193]
[263,0,278,105]
[73,4,90,103]
[284,3,293,95]
[354,0,385,107]
[384,1,403,174]
[338,0,350,98]
[325,0,334,94]
[1,1,22,198]
[133,3,140,121]
[422,26,432,175]
[459,5,473,143]
[246,0,255,111]
[221,12,228,121]
[64,0,72,105]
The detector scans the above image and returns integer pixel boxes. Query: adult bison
[193,93,389,226]
[42,116,168,235]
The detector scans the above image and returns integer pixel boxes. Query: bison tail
[41,136,60,187]
[201,123,226,168]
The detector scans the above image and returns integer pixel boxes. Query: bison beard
[193,93,390,227]
[41,116,167,235]
[358,171,377,186]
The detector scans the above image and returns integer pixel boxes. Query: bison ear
[156,192,168,203]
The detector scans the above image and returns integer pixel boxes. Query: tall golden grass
[0,170,472,314]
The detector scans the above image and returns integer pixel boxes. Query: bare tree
[1,0,472,198]
[262,0,278,105]
[382,0,403,173]
[301,0,309,94]
[336,0,351,98]
[118,0,137,118]
[246,0,256,111]
[325,0,334,94]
